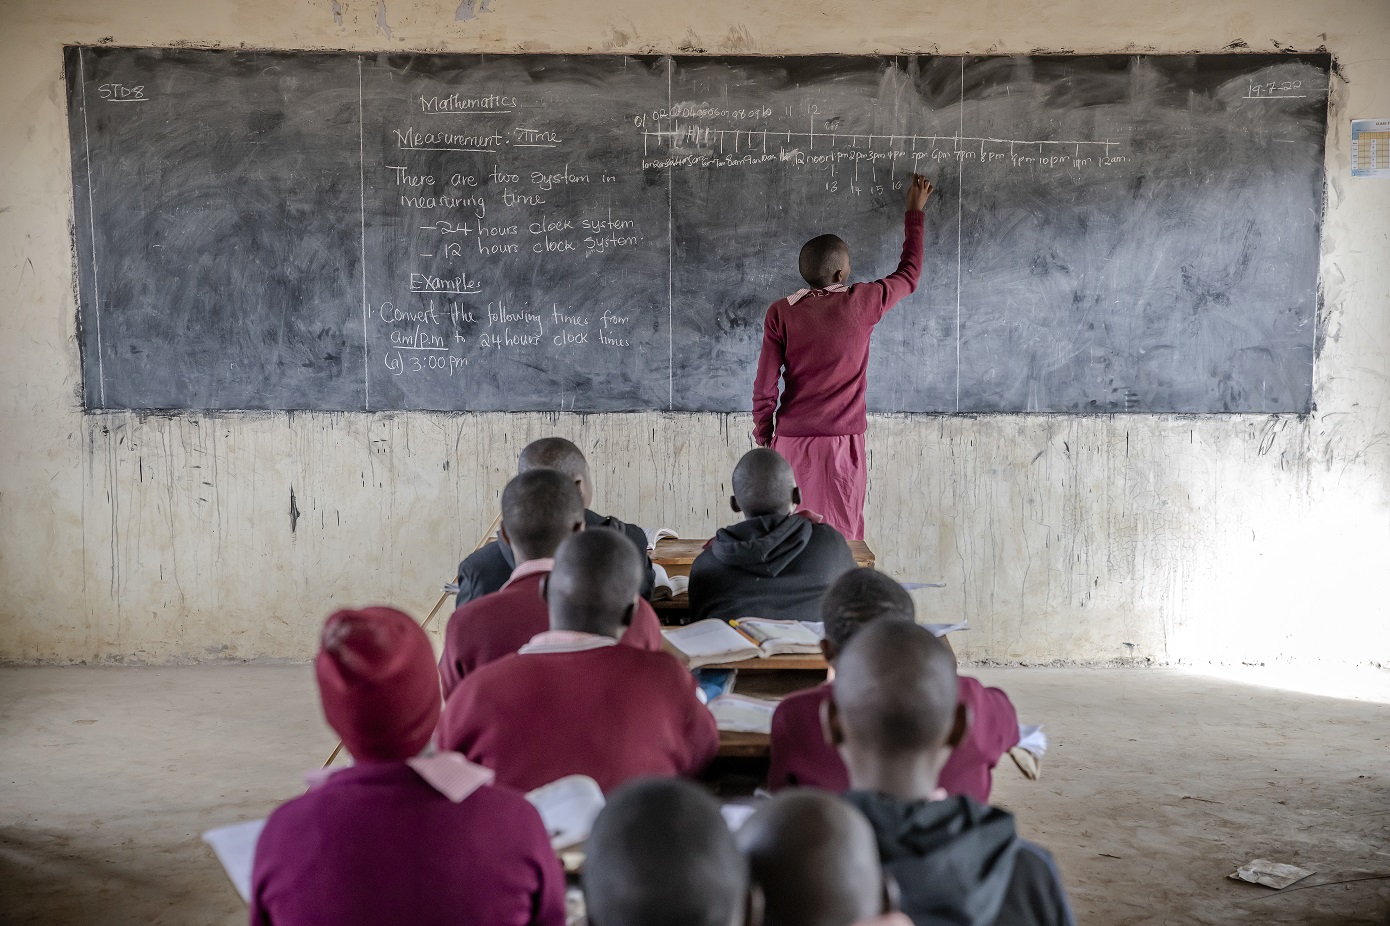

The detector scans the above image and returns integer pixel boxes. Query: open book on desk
[728,618,823,655]
[663,619,822,668]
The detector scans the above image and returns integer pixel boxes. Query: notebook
[708,694,779,734]
[526,775,606,851]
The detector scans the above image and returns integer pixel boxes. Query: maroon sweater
[767,676,1019,803]
[437,644,719,794]
[752,211,926,444]
[250,762,564,926]
[437,571,663,699]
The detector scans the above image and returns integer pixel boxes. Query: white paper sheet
[1017,724,1048,757]
[527,775,606,851]
[202,819,265,903]
[720,803,757,832]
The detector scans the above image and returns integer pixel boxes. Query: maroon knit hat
[316,607,441,762]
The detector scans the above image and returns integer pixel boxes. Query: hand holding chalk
[905,173,933,212]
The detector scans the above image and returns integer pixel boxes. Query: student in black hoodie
[688,448,856,623]
[454,437,655,606]
[826,620,1075,926]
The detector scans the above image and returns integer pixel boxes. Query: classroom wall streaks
[0,0,1388,667]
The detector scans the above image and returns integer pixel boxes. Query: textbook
[662,619,764,667]
[708,694,779,734]
[644,526,680,551]
[526,775,605,851]
[728,618,824,655]
[663,619,822,667]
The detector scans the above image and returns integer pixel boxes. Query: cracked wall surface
[1,0,1388,665]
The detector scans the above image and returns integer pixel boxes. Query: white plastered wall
[1,0,1387,665]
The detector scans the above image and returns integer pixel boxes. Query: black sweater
[687,513,856,623]
[454,509,655,608]
[844,791,1074,926]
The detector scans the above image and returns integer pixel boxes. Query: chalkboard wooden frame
[66,47,1330,414]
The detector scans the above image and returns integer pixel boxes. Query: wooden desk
[652,537,876,578]
[701,652,828,672]
[718,729,771,758]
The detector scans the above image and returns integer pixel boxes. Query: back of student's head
[500,469,584,561]
[732,448,798,517]
[738,789,886,926]
[584,778,749,926]
[547,528,642,637]
[821,568,915,653]
[833,619,958,757]
[315,607,439,762]
[798,234,849,288]
[519,436,589,481]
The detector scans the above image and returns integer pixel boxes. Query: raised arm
[751,307,785,446]
[867,174,932,319]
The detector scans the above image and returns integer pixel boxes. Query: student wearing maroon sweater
[439,469,661,698]
[768,569,1019,804]
[688,448,856,624]
[251,607,564,926]
[454,437,656,605]
[752,174,934,541]
[438,529,718,794]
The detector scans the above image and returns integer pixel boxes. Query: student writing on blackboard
[752,174,934,540]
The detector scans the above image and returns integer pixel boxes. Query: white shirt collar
[786,283,849,305]
[517,630,617,655]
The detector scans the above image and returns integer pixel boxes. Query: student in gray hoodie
[826,619,1075,926]
[688,448,857,624]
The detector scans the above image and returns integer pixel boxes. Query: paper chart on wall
[1351,119,1390,178]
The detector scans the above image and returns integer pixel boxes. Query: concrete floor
[1,666,1387,926]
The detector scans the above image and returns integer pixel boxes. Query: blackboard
[66,48,1330,413]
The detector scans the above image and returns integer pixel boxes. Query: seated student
[737,788,912,926]
[438,469,661,697]
[455,437,656,606]
[688,448,856,623]
[828,620,1074,926]
[251,607,564,926]
[438,529,718,793]
[768,569,1018,804]
[584,777,757,926]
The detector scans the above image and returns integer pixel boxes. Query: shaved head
[518,437,592,506]
[732,448,797,518]
[584,778,748,926]
[799,234,850,289]
[546,529,642,637]
[833,619,959,756]
[738,790,884,926]
[500,469,584,563]
[821,568,915,652]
